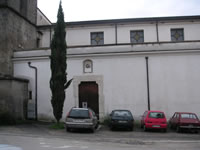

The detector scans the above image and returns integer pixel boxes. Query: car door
[141,111,147,126]
[90,109,98,126]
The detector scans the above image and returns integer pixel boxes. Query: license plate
[119,121,127,123]
[74,120,84,123]
[152,125,160,127]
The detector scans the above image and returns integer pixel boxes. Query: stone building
[0,0,37,119]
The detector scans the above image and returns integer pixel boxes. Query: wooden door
[79,82,99,118]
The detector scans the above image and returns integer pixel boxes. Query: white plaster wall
[39,21,200,48]
[66,26,115,46]
[117,24,157,43]
[158,22,200,41]
[13,49,200,121]
[40,29,51,47]
[37,10,51,26]
[149,53,200,119]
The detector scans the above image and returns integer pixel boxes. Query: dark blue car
[109,110,134,131]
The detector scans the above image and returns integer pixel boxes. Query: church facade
[1,0,200,121]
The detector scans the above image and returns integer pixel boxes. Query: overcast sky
[38,0,200,23]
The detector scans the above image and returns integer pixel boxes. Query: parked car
[169,112,200,133]
[109,109,134,131]
[141,110,167,132]
[65,107,98,132]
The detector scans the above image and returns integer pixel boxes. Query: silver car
[65,107,98,132]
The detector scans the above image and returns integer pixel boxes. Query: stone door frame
[73,75,104,120]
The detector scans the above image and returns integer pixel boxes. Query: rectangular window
[91,32,104,45]
[171,28,184,42]
[130,30,144,43]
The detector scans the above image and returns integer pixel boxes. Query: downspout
[145,57,151,110]
[156,21,159,42]
[28,62,38,120]
[115,23,118,44]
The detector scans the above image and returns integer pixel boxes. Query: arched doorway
[79,81,99,118]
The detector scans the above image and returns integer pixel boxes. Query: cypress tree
[50,1,72,123]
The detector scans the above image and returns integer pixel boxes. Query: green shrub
[49,122,65,129]
[0,110,16,125]
[101,115,111,126]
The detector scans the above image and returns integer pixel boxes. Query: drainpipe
[28,62,38,120]
[156,21,159,42]
[115,23,118,44]
[145,57,151,110]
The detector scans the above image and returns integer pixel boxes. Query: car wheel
[192,130,198,133]
[140,124,143,129]
[169,124,173,129]
[66,127,71,132]
[176,126,181,133]
[130,127,134,131]
[163,128,167,133]
[144,125,147,131]
[90,127,95,133]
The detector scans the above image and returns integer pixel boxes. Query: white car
[65,107,98,132]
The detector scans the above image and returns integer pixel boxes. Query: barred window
[130,30,144,43]
[91,32,104,45]
[171,28,184,41]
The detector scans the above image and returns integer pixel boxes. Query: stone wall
[1,0,38,24]
[0,8,37,75]
[0,77,29,119]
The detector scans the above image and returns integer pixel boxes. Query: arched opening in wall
[78,81,99,119]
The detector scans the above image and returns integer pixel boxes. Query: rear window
[113,110,132,117]
[149,112,165,118]
[181,114,197,119]
[69,109,89,118]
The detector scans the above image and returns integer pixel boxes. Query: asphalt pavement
[0,122,200,150]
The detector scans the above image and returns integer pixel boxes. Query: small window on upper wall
[91,32,104,45]
[130,30,144,43]
[171,28,184,42]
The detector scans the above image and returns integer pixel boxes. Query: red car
[141,110,167,132]
[169,112,200,133]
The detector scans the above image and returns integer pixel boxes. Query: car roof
[147,110,165,113]
[71,107,89,111]
[112,109,131,112]
[175,112,196,114]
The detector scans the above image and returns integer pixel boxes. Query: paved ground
[0,122,200,150]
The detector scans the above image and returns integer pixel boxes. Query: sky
[38,0,200,23]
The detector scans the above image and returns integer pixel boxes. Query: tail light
[89,111,93,118]
[66,112,70,117]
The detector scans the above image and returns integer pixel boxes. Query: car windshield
[181,114,197,119]
[149,112,164,118]
[68,109,89,118]
[113,110,132,117]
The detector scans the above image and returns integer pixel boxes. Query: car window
[113,111,132,117]
[149,112,165,118]
[69,109,89,118]
[144,111,148,117]
[181,114,197,119]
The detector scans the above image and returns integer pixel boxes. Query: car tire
[144,125,147,132]
[90,127,95,133]
[130,127,134,131]
[140,124,143,129]
[66,127,71,132]
[176,126,181,133]
[163,128,167,133]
